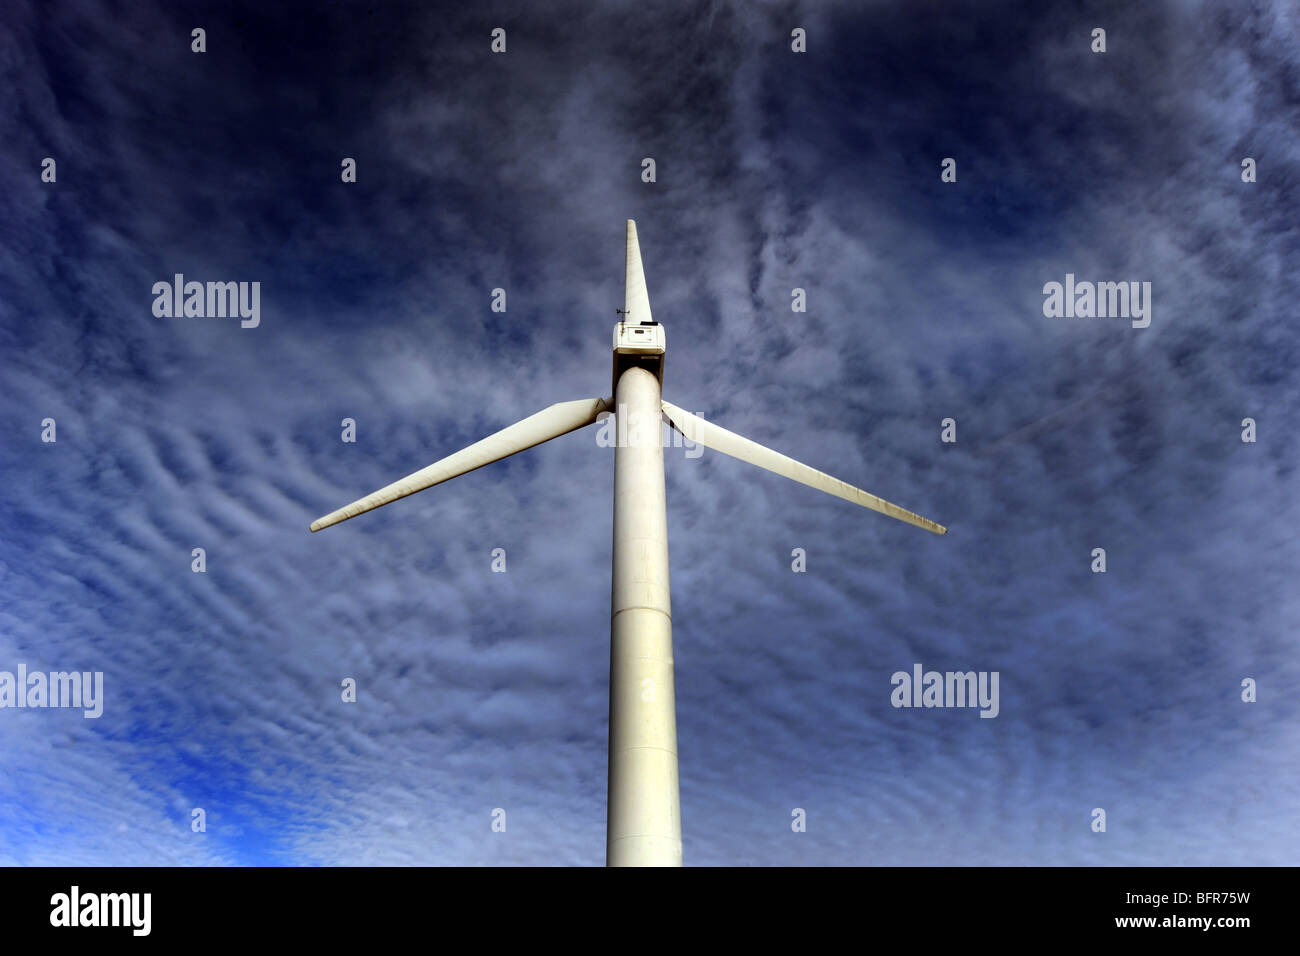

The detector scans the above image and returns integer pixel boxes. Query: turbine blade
[625,219,653,325]
[661,400,947,535]
[311,397,612,532]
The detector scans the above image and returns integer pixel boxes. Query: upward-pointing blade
[310,397,612,532]
[661,400,948,535]
[624,219,653,325]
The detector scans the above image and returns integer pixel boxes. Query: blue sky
[1,0,1297,865]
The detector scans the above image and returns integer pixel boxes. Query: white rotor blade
[661,400,947,535]
[311,397,612,532]
[625,219,653,324]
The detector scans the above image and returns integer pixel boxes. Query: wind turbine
[310,220,947,866]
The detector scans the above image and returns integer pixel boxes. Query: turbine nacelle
[612,319,665,394]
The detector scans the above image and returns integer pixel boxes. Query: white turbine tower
[311,220,947,866]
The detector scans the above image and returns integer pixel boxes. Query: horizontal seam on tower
[612,606,672,622]
[612,745,679,756]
